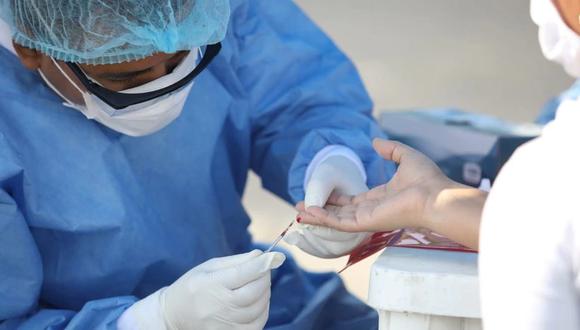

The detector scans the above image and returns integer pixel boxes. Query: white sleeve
[0,19,16,55]
[479,139,580,330]
[303,145,366,189]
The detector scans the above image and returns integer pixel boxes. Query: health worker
[0,0,395,329]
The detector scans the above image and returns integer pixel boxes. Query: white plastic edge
[0,19,16,55]
[368,247,480,318]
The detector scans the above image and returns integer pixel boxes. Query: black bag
[379,110,540,187]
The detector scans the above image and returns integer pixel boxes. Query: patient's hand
[296,138,455,233]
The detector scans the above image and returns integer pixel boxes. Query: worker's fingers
[300,219,359,242]
[304,176,335,208]
[235,304,270,330]
[198,249,262,273]
[230,272,271,307]
[217,252,285,290]
[283,230,329,257]
[284,225,364,258]
[326,191,355,206]
[296,190,353,214]
[298,206,359,232]
[226,286,271,324]
[298,208,341,229]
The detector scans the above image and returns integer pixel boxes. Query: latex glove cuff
[117,289,168,330]
[302,145,367,204]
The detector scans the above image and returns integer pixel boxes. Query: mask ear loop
[39,59,98,119]
[48,57,88,105]
[38,69,71,104]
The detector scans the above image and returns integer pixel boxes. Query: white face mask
[39,49,200,137]
[531,0,580,78]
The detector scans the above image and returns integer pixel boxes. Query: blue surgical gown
[0,0,394,329]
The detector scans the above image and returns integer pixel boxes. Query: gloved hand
[285,154,371,258]
[118,250,285,330]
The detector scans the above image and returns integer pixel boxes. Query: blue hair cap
[0,0,230,64]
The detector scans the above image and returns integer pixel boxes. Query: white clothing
[0,18,15,54]
[480,99,580,329]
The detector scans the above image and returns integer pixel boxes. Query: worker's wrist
[304,145,366,191]
[117,289,168,330]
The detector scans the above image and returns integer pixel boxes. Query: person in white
[296,0,580,329]
[481,0,580,328]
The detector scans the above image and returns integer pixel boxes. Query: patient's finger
[295,201,306,212]
[326,191,354,206]
[373,139,418,164]
[352,184,387,204]
[300,206,359,232]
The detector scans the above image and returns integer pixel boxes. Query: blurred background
[245,0,574,301]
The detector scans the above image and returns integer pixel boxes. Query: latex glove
[118,250,285,330]
[285,151,370,258]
